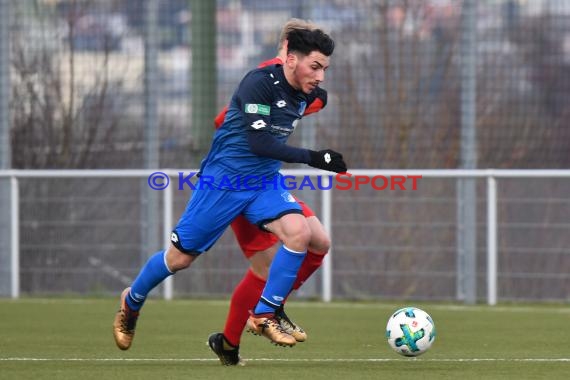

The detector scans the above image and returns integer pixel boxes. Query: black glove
[308,149,348,173]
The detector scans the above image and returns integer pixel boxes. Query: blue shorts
[170,184,302,254]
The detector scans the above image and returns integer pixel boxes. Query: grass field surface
[1,299,570,379]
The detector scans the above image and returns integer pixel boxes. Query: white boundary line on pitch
[3,299,570,314]
[2,358,570,363]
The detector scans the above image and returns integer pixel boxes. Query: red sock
[223,269,266,347]
[291,251,326,291]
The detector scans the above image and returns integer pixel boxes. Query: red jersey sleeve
[304,87,327,116]
[258,57,284,68]
[304,97,325,116]
[214,105,228,129]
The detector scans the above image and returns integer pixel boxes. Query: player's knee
[165,245,196,271]
[311,233,331,254]
[305,216,330,254]
[287,225,312,250]
[271,214,312,251]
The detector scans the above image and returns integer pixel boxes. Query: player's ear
[286,52,297,67]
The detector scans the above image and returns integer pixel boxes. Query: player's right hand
[308,149,348,173]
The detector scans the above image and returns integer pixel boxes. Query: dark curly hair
[286,28,335,57]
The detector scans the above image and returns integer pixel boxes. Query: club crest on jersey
[245,103,270,115]
[281,191,295,202]
[298,101,307,115]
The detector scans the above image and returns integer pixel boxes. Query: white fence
[1,169,570,304]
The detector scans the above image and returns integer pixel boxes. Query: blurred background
[0,0,569,303]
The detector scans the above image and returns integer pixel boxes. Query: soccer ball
[386,307,436,357]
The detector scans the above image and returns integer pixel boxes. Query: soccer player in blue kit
[113,28,347,350]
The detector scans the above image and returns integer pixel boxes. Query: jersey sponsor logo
[245,103,270,115]
[276,100,286,108]
[271,125,294,136]
[251,119,267,129]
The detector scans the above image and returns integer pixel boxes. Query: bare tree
[321,1,462,299]
[327,0,461,169]
[9,0,143,295]
[10,0,127,169]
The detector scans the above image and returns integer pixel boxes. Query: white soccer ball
[386,307,436,357]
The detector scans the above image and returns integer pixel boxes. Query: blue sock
[126,250,173,311]
[253,245,306,315]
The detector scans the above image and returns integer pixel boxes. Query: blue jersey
[199,64,311,189]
